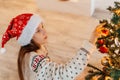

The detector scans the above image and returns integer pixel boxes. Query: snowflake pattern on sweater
[31,55,46,72]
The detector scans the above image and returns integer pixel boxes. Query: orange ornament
[101,28,109,36]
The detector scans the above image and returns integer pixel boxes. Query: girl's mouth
[44,36,47,39]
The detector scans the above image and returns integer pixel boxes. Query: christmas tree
[85,2,120,80]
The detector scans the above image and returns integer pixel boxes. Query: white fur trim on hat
[18,14,42,46]
[0,48,6,54]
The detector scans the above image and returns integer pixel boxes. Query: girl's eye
[36,29,41,33]
[42,25,44,28]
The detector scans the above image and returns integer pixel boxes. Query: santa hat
[0,13,43,54]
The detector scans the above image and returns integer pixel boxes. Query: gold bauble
[92,76,100,80]
[105,76,113,80]
[101,56,109,66]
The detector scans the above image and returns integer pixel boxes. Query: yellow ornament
[105,76,113,80]
[101,56,109,66]
[92,76,100,80]
[113,9,120,16]
[96,22,106,33]
[101,56,113,67]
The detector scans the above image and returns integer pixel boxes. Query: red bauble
[99,46,108,53]
[97,39,104,45]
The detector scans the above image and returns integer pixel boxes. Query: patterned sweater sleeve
[30,40,95,80]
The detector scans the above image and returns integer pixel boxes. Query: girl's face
[32,23,47,47]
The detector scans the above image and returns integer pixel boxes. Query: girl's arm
[30,40,95,80]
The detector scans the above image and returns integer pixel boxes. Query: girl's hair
[18,40,39,80]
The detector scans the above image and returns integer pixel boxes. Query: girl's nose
[42,29,46,35]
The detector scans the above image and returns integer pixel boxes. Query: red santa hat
[0,13,43,54]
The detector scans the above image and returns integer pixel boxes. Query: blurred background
[0,0,118,80]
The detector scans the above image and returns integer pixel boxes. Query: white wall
[91,0,95,16]
[95,0,120,10]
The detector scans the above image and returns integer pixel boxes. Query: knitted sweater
[23,41,94,80]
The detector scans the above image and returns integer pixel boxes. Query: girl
[0,13,95,80]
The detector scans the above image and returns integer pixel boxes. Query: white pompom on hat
[0,13,43,54]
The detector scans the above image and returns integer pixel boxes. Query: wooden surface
[0,0,105,80]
